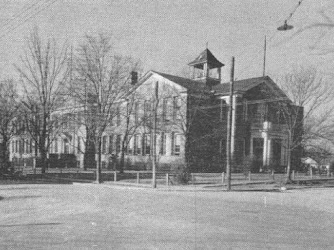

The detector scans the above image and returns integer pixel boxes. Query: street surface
[0,184,333,249]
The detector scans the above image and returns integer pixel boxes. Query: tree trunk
[285,131,292,184]
[95,136,102,183]
[84,128,95,170]
[40,147,47,174]
[1,137,10,172]
[284,147,292,184]
[119,136,127,173]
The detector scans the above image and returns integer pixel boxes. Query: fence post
[114,171,117,182]
[222,172,225,184]
[166,173,169,186]
[271,170,275,180]
[137,172,140,184]
[292,170,295,180]
[248,171,251,181]
[310,167,313,179]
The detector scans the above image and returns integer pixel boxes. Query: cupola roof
[188,48,224,69]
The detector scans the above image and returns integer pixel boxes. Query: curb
[72,180,279,192]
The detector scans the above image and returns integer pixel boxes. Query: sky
[0,0,334,82]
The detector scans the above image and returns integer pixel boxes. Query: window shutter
[171,132,175,155]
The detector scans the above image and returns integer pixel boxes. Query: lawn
[0,183,334,249]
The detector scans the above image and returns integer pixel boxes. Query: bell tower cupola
[188,48,224,86]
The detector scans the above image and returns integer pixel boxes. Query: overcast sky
[0,0,333,82]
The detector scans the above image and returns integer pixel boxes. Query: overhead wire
[0,0,59,41]
[286,0,304,22]
[0,0,43,33]
[234,0,305,79]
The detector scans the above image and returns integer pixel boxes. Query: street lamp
[277,20,294,31]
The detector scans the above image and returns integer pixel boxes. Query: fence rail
[13,166,334,186]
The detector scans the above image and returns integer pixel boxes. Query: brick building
[10,49,303,173]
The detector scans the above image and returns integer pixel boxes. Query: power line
[235,0,305,79]
[0,0,50,35]
[0,0,44,33]
[286,0,304,22]
[0,0,59,42]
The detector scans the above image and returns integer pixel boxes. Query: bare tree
[71,33,140,183]
[117,90,147,172]
[15,28,71,173]
[0,79,20,172]
[276,65,334,181]
[153,81,217,173]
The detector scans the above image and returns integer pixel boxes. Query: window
[162,98,167,122]
[108,135,114,154]
[102,136,107,154]
[15,140,18,153]
[116,108,121,126]
[165,98,173,122]
[144,100,151,121]
[172,134,181,156]
[134,134,142,155]
[19,140,24,154]
[63,138,69,154]
[243,100,248,121]
[25,139,30,154]
[127,137,134,155]
[54,139,58,153]
[220,99,228,121]
[134,102,139,124]
[116,135,122,154]
[160,132,166,155]
[173,97,182,121]
[77,136,81,153]
[30,140,33,154]
[144,134,151,155]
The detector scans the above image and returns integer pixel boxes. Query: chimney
[131,71,138,85]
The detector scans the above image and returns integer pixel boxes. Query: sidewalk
[73,179,278,192]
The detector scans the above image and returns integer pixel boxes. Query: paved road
[0,184,333,249]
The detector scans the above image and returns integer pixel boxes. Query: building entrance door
[253,138,264,172]
[272,139,282,167]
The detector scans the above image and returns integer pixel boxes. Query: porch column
[231,95,237,157]
[263,132,268,167]
[250,136,254,158]
[267,138,272,166]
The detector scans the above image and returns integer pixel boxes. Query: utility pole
[152,81,158,188]
[96,81,102,183]
[263,36,267,77]
[226,57,235,191]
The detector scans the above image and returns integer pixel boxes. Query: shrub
[329,162,334,173]
[172,165,190,185]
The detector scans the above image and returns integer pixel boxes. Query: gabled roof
[152,71,208,92]
[188,49,224,68]
[131,71,290,102]
[212,75,290,100]
[123,70,209,98]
